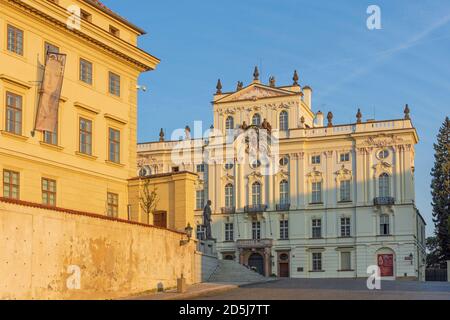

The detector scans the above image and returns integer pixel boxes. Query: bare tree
[139,178,159,224]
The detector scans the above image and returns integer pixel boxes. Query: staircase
[208,260,267,283]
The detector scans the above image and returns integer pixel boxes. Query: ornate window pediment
[216,84,295,103]
[277,169,289,180]
[307,167,323,183]
[221,173,235,183]
[373,161,392,177]
[335,165,352,181]
[247,171,263,183]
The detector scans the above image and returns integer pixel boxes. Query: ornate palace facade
[137,68,426,280]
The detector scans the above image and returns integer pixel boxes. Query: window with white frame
[279,180,289,205]
[280,220,289,240]
[311,155,321,164]
[196,225,206,240]
[252,182,262,205]
[252,113,261,126]
[252,221,261,240]
[340,252,351,271]
[196,190,205,210]
[196,164,205,173]
[279,111,288,131]
[312,252,322,271]
[340,180,351,202]
[311,181,322,204]
[340,217,351,237]
[225,183,234,208]
[225,116,234,130]
[225,223,234,241]
[380,215,390,235]
[340,152,350,162]
[312,219,322,238]
[379,173,391,197]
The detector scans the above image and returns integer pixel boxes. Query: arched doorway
[224,255,234,261]
[376,248,396,278]
[248,253,264,275]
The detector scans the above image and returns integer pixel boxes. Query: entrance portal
[248,253,264,275]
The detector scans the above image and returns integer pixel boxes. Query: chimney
[315,111,324,127]
[303,86,312,109]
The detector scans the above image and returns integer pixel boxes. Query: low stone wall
[195,252,219,283]
[0,199,206,300]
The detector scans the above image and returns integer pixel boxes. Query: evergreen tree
[430,117,450,266]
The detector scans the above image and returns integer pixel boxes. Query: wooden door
[378,254,394,277]
[279,263,289,277]
[153,211,167,228]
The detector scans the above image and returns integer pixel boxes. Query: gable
[216,84,297,103]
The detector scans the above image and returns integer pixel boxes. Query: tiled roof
[82,0,146,34]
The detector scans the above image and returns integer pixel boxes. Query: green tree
[430,117,450,266]
[426,236,440,268]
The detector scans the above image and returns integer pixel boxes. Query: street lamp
[180,223,193,246]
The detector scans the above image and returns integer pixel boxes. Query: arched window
[252,113,261,126]
[252,182,262,205]
[279,111,289,131]
[225,116,234,130]
[379,173,391,197]
[225,184,234,208]
[280,180,289,204]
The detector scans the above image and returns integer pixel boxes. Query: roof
[82,0,147,35]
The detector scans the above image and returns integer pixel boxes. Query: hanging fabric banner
[35,52,67,133]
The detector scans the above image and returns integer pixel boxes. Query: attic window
[109,25,120,37]
[80,9,92,22]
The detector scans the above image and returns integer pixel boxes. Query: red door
[279,263,289,278]
[378,254,394,277]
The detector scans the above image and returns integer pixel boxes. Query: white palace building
[137,68,427,281]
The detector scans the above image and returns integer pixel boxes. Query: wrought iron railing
[276,203,291,211]
[236,239,273,248]
[221,207,236,214]
[244,204,268,213]
[374,197,395,206]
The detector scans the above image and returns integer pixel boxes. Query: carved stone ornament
[247,171,263,182]
[307,168,323,182]
[364,134,404,148]
[221,173,235,183]
[335,165,352,181]
[372,161,392,177]
[227,86,286,102]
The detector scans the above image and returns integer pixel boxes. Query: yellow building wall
[0,0,159,218]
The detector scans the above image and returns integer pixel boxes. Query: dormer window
[109,25,120,37]
[80,9,92,22]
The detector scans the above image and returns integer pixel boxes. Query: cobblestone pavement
[196,278,450,300]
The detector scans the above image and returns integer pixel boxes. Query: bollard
[177,274,187,293]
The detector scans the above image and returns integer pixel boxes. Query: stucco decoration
[307,167,323,183]
[335,165,352,182]
[227,86,288,102]
[372,161,392,177]
[247,171,263,183]
[364,134,404,148]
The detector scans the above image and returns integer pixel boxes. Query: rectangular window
[196,225,206,240]
[340,152,350,162]
[280,220,289,240]
[172,167,180,173]
[312,219,322,239]
[6,92,23,135]
[7,25,23,55]
[80,59,93,85]
[196,164,205,173]
[108,128,120,163]
[311,182,322,204]
[109,25,120,37]
[252,221,261,240]
[43,121,58,145]
[44,42,59,55]
[340,180,351,202]
[341,217,351,237]
[79,118,92,155]
[380,215,390,235]
[107,192,119,218]
[42,178,56,206]
[341,252,351,271]
[312,252,322,271]
[109,72,120,96]
[225,223,234,241]
[196,190,204,210]
[311,155,321,164]
[3,170,20,199]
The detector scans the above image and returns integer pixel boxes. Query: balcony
[221,207,236,214]
[244,204,268,213]
[236,239,273,249]
[374,197,395,206]
[276,203,291,211]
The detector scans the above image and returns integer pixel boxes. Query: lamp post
[180,223,193,246]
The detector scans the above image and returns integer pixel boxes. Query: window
[225,116,234,130]
[109,25,120,37]
[250,159,261,169]
[311,155,321,164]
[280,180,289,205]
[279,156,289,166]
[196,190,205,210]
[153,211,167,228]
[225,223,234,241]
[224,163,234,170]
[252,221,261,240]
[225,184,234,208]
[341,252,351,271]
[107,193,119,218]
[3,170,19,199]
[340,152,350,162]
[108,128,120,163]
[79,118,92,155]
[43,123,58,146]
[312,219,322,239]
[378,149,389,159]
[279,111,288,131]
[280,220,289,240]
[80,9,92,22]
[196,164,205,173]
[380,215,390,235]
[311,181,322,204]
[197,225,206,240]
[172,167,180,173]
[252,113,261,126]
[42,178,56,206]
[379,173,391,197]
[44,42,59,55]
[80,59,93,85]
[341,217,351,237]
[252,182,261,205]
[340,180,351,202]
[109,72,120,96]
[312,252,322,271]
[6,92,22,135]
[7,25,23,55]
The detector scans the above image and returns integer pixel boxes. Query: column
[297,152,305,208]
[290,154,298,210]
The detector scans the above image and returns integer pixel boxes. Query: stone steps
[208,260,267,283]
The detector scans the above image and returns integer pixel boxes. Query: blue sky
[103,0,450,236]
